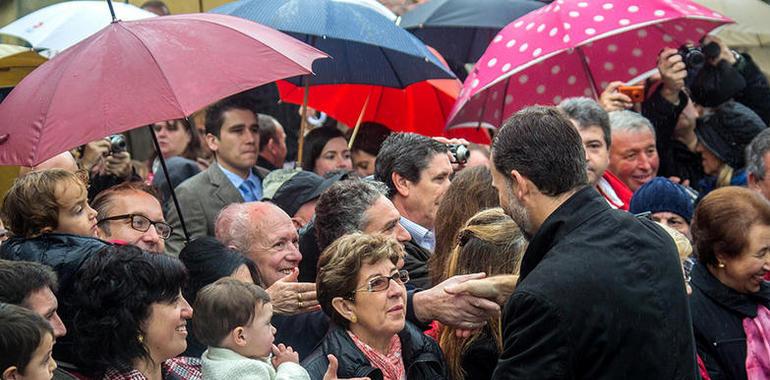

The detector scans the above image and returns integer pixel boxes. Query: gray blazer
[164,163,268,256]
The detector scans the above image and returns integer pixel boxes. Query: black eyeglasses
[350,270,409,297]
[97,214,173,239]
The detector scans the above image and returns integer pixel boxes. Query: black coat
[642,88,704,185]
[404,239,432,290]
[492,187,698,379]
[302,322,447,380]
[0,233,110,367]
[689,262,770,380]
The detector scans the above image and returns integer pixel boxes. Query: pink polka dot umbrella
[446,0,732,131]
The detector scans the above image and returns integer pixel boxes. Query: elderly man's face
[97,191,166,253]
[609,128,659,192]
[362,196,411,244]
[248,205,302,287]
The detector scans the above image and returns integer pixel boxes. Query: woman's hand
[271,343,299,368]
[266,268,320,315]
[104,151,132,178]
[323,354,371,380]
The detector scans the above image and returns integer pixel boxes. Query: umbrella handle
[297,77,311,164]
[148,124,190,245]
[348,92,372,149]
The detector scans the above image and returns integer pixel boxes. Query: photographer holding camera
[78,135,139,200]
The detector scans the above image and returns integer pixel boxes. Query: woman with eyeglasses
[302,233,448,380]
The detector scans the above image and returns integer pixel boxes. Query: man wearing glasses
[92,182,171,254]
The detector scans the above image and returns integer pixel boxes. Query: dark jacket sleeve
[735,53,770,125]
[492,291,572,380]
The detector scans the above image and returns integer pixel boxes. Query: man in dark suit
[165,97,269,256]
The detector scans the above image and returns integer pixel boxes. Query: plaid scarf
[348,331,405,380]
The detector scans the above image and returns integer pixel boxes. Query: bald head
[19,152,78,176]
[215,202,301,286]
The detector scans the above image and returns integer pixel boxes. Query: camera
[108,134,127,155]
[679,42,721,80]
[447,144,469,165]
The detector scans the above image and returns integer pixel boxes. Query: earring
[718,262,726,268]
[350,314,357,323]
[137,334,144,343]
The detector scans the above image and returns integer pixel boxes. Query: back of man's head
[558,97,611,148]
[315,179,388,251]
[492,106,587,196]
[374,133,447,198]
[746,128,770,180]
[0,260,58,307]
[257,114,280,151]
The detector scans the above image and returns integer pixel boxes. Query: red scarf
[348,331,405,380]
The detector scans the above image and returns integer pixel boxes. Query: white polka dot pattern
[446,0,732,130]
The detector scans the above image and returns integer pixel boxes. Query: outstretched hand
[267,268,320,315]
[413,273,501,332]
[599,81,633,112]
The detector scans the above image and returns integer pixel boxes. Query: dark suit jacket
[164,163,268,256]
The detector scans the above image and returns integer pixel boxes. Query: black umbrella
[399,0,544,79]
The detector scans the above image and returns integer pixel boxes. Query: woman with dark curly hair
[69,245,200,380]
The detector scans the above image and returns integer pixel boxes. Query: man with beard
[559,97,632,210]
[490,106,697,379]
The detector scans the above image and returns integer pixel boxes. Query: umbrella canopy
[276,79,461,137]
[0,13,328,166]
[211,0,455,87]
[399,0,545,64]
[0,1,156,55]
[447,0,732,130]
[0,44,46,88]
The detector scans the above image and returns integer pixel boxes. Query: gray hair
[608,110,656,138]
[315,179,388,251]
[747,128,770,180]
[558,97,612,147]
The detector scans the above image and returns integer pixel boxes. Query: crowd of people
[2,1,770,380]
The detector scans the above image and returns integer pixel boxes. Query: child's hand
[271,343,299,368]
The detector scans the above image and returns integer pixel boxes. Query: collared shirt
[400,216,435,251]
[218,163,263,201]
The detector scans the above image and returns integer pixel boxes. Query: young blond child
[1,169,98,239]
[193,278,310,380]
[0,303,57,380]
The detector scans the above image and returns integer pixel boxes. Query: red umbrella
[276,47,491,144]
[0,13,328,166]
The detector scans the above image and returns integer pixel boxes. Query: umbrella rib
[379,47,406,88]
[115,22,186,115]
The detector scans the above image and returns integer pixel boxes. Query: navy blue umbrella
[210,0,456,88]
[399,0,544,76]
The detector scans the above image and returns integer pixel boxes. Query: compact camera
[447,144,469,165]
[108,134,127,155]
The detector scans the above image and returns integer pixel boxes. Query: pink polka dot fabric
[446,0,732,130]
